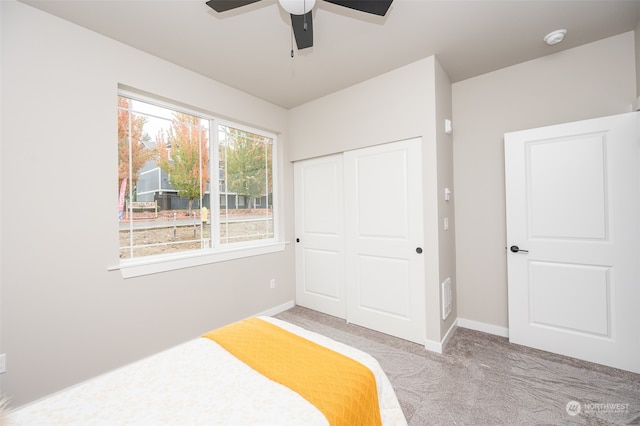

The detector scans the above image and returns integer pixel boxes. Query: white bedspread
[6,316,407,425]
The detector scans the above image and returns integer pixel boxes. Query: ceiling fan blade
[323,0,393,16]
[291,11,314,49]
[205,0,262,13]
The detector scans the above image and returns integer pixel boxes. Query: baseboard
[441,321,457,350]
[424,320,458,354]
[424,338,443,354]
[272,303,510,351]
[257,300,295,317]
[457,317,509,338]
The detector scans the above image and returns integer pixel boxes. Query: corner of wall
[635,21,640,97]
[433,58,457,339]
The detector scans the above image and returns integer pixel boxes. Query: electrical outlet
[0,354,6,373]
[269,278,276,289]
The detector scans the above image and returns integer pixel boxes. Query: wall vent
[442,278,452,320]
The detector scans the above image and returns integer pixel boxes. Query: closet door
[344,138,426,344]
[294,155,346,318]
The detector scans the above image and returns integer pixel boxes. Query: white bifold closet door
[295,138,426,344]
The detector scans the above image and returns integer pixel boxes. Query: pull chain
[290,0,309,58]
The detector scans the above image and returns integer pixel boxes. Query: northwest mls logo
[566,400,582,416]
[566,400,631,417]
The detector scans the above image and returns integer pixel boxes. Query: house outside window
[117,94,277,265]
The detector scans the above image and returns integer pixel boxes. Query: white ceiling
[20,0,640,109]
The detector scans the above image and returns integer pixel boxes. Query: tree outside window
[156,112,210,215]
[117,96,155,220]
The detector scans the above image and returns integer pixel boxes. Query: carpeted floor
[275,306,640,425]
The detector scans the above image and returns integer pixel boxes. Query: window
[117,94,278,272]
[218,124,274,244]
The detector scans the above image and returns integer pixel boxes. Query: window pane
[218,124,274,244]
[118,96,210,259]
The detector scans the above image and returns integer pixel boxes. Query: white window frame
[112,90,284,279]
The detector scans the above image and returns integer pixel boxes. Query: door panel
[294,155,346,318]
[345,138,425,344]
[354,149,409,239]
[527,134,607,240]
[505,112,640,373]
[302,249,342,300]
[529,261,610,336]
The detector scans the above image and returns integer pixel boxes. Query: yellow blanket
[203,318,382,426]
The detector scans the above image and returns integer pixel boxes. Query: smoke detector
[544,29,567,46]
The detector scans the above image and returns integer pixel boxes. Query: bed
[6,316,407,425]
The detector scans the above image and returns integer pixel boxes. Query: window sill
[109,242,287,279]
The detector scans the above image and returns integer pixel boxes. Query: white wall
[289,56,455,345]
[636,21,640,98]
[452,32,636,330]
[289,57,437,161]
[1,1,294,407]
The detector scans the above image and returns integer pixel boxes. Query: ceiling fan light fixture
[544,29,567,46]
[279,0,316,15]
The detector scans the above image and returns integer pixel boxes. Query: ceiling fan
[205,0,393,51]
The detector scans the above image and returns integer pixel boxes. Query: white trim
[256,300,295,317]
[440,321,457,351]
[424,338,443,354]
[457,317,509,338]
[110,242,287,278]
[424,318,509,353]
[423,321,458,354]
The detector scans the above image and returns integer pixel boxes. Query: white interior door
[294,155,346,318]
[344,138,425,344]
[505,112,640,373]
